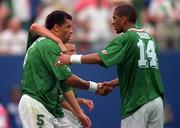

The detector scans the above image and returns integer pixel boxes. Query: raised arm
[30,23,67,52]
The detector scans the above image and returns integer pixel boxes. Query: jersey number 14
[137,39,158,69]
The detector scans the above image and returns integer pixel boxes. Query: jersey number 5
[137,39,158,69]
[37,114,44,128]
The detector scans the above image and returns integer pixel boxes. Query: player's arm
[63,90,91,128]
[60,100,74,112]
[30,23,67,52]
[63,74,111,96]
[64,74,96,90]
[56,53,102,65]
[81,53,102,64]
[56,35,126,67]
[61,97,94,113]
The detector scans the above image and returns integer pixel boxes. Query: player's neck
[125,24,135,32]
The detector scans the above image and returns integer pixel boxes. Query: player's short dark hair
[114,4,137,24]
[45,10,72,29]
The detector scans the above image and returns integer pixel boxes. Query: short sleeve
[59,84,73,103]
[60,83,73,93]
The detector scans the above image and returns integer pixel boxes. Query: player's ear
[121,16,127,24]
[54,24,60,32]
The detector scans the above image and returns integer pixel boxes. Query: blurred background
[0,0,180,128]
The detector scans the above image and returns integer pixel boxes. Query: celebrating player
[19,10,111,128]
[56,4,165,128]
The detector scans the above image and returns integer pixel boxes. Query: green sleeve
[97,33,130,67]
[59,84,77,103]
[61,83,73,93]
[59,83,73,103]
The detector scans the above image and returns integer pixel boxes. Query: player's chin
[64,38,70,43]
[113,28,119,34]
[115,29,121,34]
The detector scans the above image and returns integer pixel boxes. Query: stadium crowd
[0,0,180,56]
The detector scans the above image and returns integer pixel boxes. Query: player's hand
[96,82,112,96]
[102,81,114,88]
[78,98,94,111]
[56,53,71,66]
[77,111,91,128]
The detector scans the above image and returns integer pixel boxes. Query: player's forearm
[64,75,99,92]
[70,53,102,64]
[30,23,62,43]
[81,53,102,64]
[60,100,74,112]
[30,23,67,52]
[63,91,83,116]
[64,75,90,90]
[30,23,49,37]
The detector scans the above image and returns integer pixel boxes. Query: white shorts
[18,94,73,128]
[62,108,82,128]
[121,97,164,128]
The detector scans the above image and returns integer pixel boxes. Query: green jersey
[98,28,164,119]
[22,37,72,118]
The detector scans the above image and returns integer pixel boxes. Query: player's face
[112,12,124,34]
[57,19,73,43]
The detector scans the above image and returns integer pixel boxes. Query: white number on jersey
[137,39,158,69]
[137,32,150,39]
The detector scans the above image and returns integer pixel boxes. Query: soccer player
[29,23,94,128]
[56,4,165,128]
[19,10,109,128]
[62,43,94,128]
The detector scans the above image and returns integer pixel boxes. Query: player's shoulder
[114,31,132,42]
[33,37,59,52]
[126,28,150,40]
[37,37,54,44]
[37,37,57,47]
[127,28,151,36]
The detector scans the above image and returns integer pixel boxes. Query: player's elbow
[30,23,39,33]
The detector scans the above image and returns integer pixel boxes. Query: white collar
[128,28,144,32]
